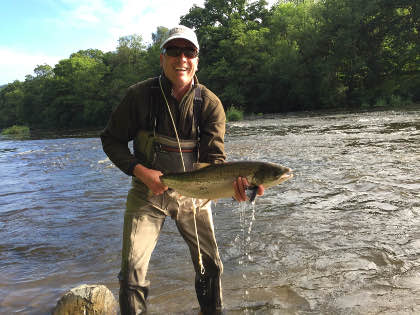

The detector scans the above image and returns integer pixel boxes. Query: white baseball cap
[160,25,199,51]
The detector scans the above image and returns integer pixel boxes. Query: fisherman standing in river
[101,25,263,314]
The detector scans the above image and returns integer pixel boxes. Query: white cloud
[40,0,207,54]
[54,0,206,50]
[0,47,61,84]
[62,0,277,49]
[106,0,206,44]
[59,0,113,25]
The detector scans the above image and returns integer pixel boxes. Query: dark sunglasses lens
[165,47,179,57]
[165,47,197,58]
[184,49,198,58]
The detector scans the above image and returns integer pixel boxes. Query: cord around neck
[158,75,186,172]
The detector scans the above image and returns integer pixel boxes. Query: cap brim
[160,36,199,50]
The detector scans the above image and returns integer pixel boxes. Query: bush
[389,95,412,107]
[226,106,244,122]
[373,95,413,108]
[1,125,30,136]
[374,97,387,107]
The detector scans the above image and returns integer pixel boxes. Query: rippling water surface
[1,109,419,314]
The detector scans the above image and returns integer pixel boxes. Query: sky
[0,0,218,85]
[1,0,277,85]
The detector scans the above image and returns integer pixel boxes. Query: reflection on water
[0,109,419,314]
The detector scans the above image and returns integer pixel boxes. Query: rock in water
[52,284,118,315]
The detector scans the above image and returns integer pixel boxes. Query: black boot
[195,272,223,315]
[119,281,149,315]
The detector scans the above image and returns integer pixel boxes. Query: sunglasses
[163,46,199,58]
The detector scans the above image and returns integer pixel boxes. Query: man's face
[160,39,198,89]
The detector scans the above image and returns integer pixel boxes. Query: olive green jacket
[100,74,226,176]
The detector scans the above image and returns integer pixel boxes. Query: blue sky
[1,0,211,85]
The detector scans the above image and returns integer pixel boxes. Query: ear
[159,54,164,67]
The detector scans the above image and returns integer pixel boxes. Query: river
[0,108,419,314]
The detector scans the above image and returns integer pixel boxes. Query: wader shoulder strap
[149,77,161,133]
[193,86,203,139]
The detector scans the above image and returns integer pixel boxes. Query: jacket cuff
[128,161,140,176]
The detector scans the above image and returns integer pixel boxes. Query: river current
[0,108,419,314]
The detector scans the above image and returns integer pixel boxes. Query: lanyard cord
[192,199,205,275]
[158,76,186,172]
[158,76,205,275]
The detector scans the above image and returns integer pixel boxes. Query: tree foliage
[0,0,418,130]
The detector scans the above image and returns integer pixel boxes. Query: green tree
[44,52,108,128]
[181,0,272,111]
[0,81,24,128]
[104,34,148,109]
[18,64,54,127]
[103,28,166,115]
[312,0,419,106]
[264,1,322,111]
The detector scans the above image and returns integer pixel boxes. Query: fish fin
[193,162,211,170]
[247,186,259,204]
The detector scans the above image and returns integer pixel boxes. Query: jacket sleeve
[199,89,226,164]
[100,86,142,176]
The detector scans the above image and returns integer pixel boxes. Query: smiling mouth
[175,67,189,72]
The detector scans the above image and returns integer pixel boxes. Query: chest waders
[157,76,207,276]
[133,76,206,274]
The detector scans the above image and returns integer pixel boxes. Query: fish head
[253,162,293,188]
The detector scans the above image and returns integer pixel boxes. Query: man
[101,25,263,315]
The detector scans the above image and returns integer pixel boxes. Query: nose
[178,52,188,60]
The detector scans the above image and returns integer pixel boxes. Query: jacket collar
[160,72,199,97]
